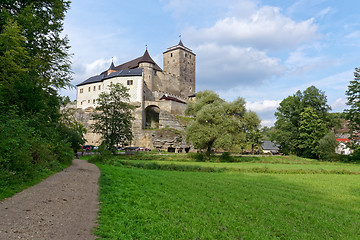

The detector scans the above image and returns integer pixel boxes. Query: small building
[262,141,279,154]
[336,138,352,155]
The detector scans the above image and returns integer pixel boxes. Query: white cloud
[261,119,276,128]
[331,98,347,112]
[195,43,285,90]
[184,5,319,51]
[310,70,352,91]
[246,100,281,113]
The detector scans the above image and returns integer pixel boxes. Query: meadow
[91,153,360,239]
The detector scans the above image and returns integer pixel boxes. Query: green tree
[273,86,331,158]
[298,107,327,158]
[318,131,338,161]
[243,111,263,154]
[0,0,72,89]
[92,84,135,152]
[185,90,259,159]
[345,67,360,147]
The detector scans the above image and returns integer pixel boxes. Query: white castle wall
[76,75,143,109]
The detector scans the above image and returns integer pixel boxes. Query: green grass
[94,158,360,239]
[0,163,70,200]
[120,159,360,174]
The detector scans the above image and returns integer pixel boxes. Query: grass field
[92,154,360,239]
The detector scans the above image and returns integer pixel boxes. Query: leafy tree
[318,132,338,161]
[346,67,360,147]
[0,0,72,89]
[298,107,327,158]
[185,90,259,159]
[243,111,262,154]
[92,84,135,152]
[273,86,331,158]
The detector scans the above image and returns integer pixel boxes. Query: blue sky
[60,0,360,126]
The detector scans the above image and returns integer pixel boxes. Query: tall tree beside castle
[185,90,261,158]
[92,84,135,151]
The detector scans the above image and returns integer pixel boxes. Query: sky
[60,0,360,127]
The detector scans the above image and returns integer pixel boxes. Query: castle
[76,40,196,151]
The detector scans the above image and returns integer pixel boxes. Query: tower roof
[108,61,116,70]
[138,49,156,65]
[163,40,196,55]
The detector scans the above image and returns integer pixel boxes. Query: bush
[188,152,206,162]
[220,152,234,162]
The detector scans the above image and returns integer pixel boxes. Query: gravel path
[0,159,100,240]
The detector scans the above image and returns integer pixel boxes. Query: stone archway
[145,105,160,129]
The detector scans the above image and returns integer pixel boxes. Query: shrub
[220,152,234,162]
[188,152,206,162]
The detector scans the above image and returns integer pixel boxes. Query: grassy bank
[0,162,71,200]
[92,154,360,239]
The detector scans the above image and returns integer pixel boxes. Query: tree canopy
[185,90,261,158]
[92,84,135,152]
[273,86,332,158]
[345,67,360,147]
[0,1,83,189]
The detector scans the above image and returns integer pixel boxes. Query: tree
[92,84,135,152]
[243,111,262,154]
[345,67,360,147]
[185,90,259,158]
[273,86,331,158]
[298,107,327,158]
[318,132,338,161]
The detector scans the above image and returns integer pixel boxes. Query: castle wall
[76,75,143,109]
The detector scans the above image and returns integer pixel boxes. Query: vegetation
[273,86,334,158]
[90,154,360,239]
[346,67,360,150]
[0,1,83,199]
[185,90,262,159]
[92,83,135,152]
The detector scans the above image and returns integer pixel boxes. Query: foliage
[261,126,276,141]
[273,86,332,158]
[185,90,260,159]
[298,107,328,158]
[243,111,263,153]
[345,67,360,148]
[94,163,360,239]
[0,1,79,198]
[92,83,135,152]
[318,131,339,161]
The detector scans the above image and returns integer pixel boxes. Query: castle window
[93,86,96,91]
[88,100,90,103]
[171,53,173,57]
[98,85,101,90]
[88,87,91,92]
[185,53,187,57]
[93,99,95,104]
[80,88,83,93]
[127,80,133,85]
[190,55,191,59]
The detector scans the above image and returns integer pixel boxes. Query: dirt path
[0,159,100,240]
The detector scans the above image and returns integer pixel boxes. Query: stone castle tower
[163,40,196,98]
